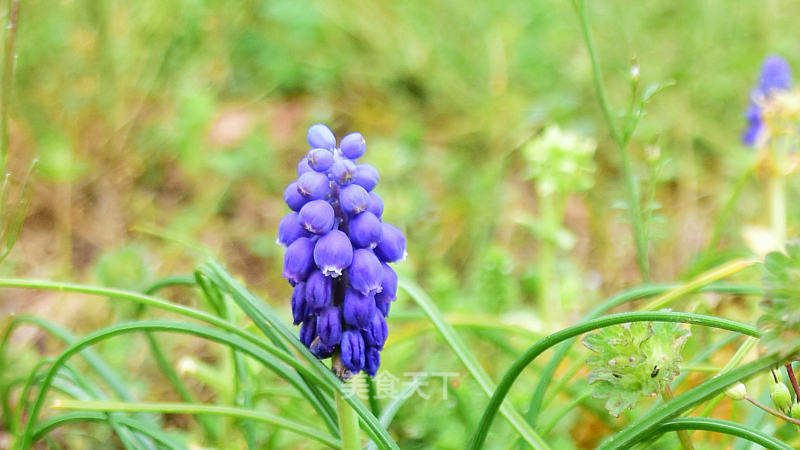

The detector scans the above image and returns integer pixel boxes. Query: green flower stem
[699,336,758,417]
[52,400,341,448]
[0,0,20,174]
[661,384,695,450]
[469,311,761,449]
[573,0,650,281]
[337,392,361,450]
[538,190,560,319]
[769,172,787,246]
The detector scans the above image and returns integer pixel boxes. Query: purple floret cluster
[742,55,793,147]
[278,124,406,378]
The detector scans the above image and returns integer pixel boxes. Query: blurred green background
[2,0,800,448]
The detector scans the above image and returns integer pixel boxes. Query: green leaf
[759,242,800,357]
[583,319,690,416]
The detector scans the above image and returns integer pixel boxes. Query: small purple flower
[308,148,335,172]
[375,263,398,303]
[340,132,366,159]
[297,157,313,176]
[291,282,308,325]
[330,158,357,185]
[297,171,330,200]
[363,312,388,349]
[305,270,333,312]
[339,184,370,216]
[277,212,307,246]
[340,330,365,372]
[300,316,317,347]
[364,347,380,377]
[316,306,342,346]
[376,296,391,317]
[283,182,308,212]
[298,200,335,235]
[375,223,406,263]
[307,123,336,150]
[354,164,379,192]
[343,287,376,329]
[349,211,382,248]
[367,192,384,218]
[313,229,353,277]
[282,237,315,285]
[310,339,335,358]
[349,249,383,296]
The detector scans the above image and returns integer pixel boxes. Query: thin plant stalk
[573,0,650,281]
[662,384,695,450]
[0,0,20,174]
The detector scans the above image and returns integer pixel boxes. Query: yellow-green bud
[791,402,800,420]
[725,382,747,401]
[770,379,793,413]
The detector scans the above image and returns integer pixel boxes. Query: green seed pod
[770,379,793,413]
[725,382,747,401]
[791,402,800,420]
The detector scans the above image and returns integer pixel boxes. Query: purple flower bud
[316,306,342,346]
[307,148,335,172]
[330,158,356,185]
[284,182,308,212]
[374,263,398,303]
[363,312,388,349]
[297,171,330,200]
[310,339,335,358]
[343,288,376,329]
[305,270,332,312]
[339,184,370,216]
[367,192,384,218]
[376,296,391,317]
[349,249,383,296]
[364,346,380,377]
[354,164,379,192]
[277,212,307,246]
[282,237,315,285]
[298,200,335,235]
[300,316,317,347]
[307,123,336,150]
[313,230,353,277]
[339,132,366,159]
[375,223,406,263]
[349,211,382,248]
[340,330,365,373]
[291,282,308,325]
[297,157,313,176]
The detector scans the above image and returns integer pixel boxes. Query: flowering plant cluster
[278,124,406,379]
[583,320,690,417]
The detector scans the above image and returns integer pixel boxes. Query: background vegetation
[2,0,800,448]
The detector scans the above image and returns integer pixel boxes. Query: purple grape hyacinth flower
[742,55,793,147]
[278,124,406,378]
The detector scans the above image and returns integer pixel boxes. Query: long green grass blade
[398,279,550,450]
[54,400,340,448]
[33,412,188,450]
[649,417,790,450]
[199,260,398,450]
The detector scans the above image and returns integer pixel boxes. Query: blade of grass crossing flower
[398,279,550,450]
[198,260,399,450]
[470,311,763,449]
[0,278,341,441]
[17,320,337,448]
